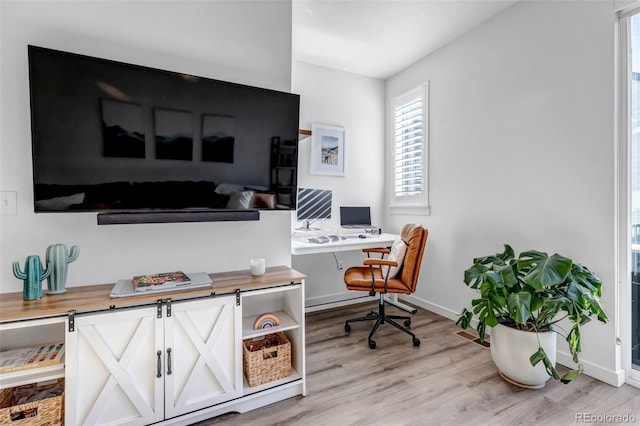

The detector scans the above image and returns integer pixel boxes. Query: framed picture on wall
[310,123,346,176]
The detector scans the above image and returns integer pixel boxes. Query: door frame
[618,3,640,388]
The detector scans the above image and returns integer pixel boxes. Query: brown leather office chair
[343,224,428,349]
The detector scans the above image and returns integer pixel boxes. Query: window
[390,83,429,213]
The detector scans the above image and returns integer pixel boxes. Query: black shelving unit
[270,136,298,207]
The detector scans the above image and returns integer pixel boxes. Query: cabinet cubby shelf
[242,368,302,396]
[242,310,299,339]
[0,363,65,390]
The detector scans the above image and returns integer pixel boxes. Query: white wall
[0,0,294,292]
[291,61,385,306]
[386,1,621,385]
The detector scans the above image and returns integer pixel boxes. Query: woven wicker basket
[243,332,291,387]
[0,378,64,425]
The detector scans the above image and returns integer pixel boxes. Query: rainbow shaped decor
[253,313,280,330]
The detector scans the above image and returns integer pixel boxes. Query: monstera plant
[456,244,609,385]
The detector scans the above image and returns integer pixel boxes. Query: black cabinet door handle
[156,350,162,378]
[167,348,172,375]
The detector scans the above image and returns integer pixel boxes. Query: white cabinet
[66,295,240,425]
[0,266,306,426]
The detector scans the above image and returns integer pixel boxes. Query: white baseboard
[305,294,376,313]
[556,352,625,387]
[399,294,460,322]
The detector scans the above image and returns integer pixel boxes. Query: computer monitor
[296,188,332,230]
[340,206,372,228]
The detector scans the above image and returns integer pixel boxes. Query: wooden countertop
[0,266,306,322]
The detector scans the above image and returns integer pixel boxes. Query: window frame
[388,82,430,215]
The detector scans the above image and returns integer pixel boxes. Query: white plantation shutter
[394,98,423,196]
[390,83,429,212]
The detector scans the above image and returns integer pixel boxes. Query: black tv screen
[28,45,300,214]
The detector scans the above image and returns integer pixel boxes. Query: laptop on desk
[340,206,373,229]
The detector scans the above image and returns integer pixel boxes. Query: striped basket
[243,332,291,387]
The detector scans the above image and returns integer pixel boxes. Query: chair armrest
[364,258,396,295]
[362,247,391,255]
[363,258,398,268]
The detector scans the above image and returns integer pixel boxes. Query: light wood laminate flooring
[197,302,640,426]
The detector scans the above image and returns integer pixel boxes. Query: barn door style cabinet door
[164,296,241,418]
[65,294,240,425]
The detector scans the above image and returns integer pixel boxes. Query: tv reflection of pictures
[202,115,236,163]
[28,45,300,215]
[154,108,193,161]
[100,99,145,158]
[296,188,332,222]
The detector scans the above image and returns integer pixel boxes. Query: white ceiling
[292,0,518,79]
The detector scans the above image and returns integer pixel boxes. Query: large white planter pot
[490,323,556,388]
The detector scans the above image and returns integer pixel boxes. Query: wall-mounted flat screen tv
[28,45,300,216]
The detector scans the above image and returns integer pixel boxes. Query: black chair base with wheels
[345,294,420,349]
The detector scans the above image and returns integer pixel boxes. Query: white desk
[291,233,398,255]
[291,232,416,313]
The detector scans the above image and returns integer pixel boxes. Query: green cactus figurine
[45,244,79,294]
[13,255,52,301]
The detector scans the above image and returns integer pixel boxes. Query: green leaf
[529,347,560,380]
[560,369,581,384]
[566,282,609,323]
[497,244,515,262]
[464,263,487,288]
[543,296,571,310]
[486,270,504,288]
[473,245,514,266]
[530,293,544,312]
[530,347,545,366]
[567,324,581,363]
[573,282,595,308]
[477,321,487,342]
[592,298,610,323]
[468,297,500,336]
[488,292,507,309]
[571,263,602,294]
[570,281,609,323]
[518,251,572,290]
[456,309,473,329]
[507,292,532,325]
[495,263,519,288]
[476,299,499,328]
